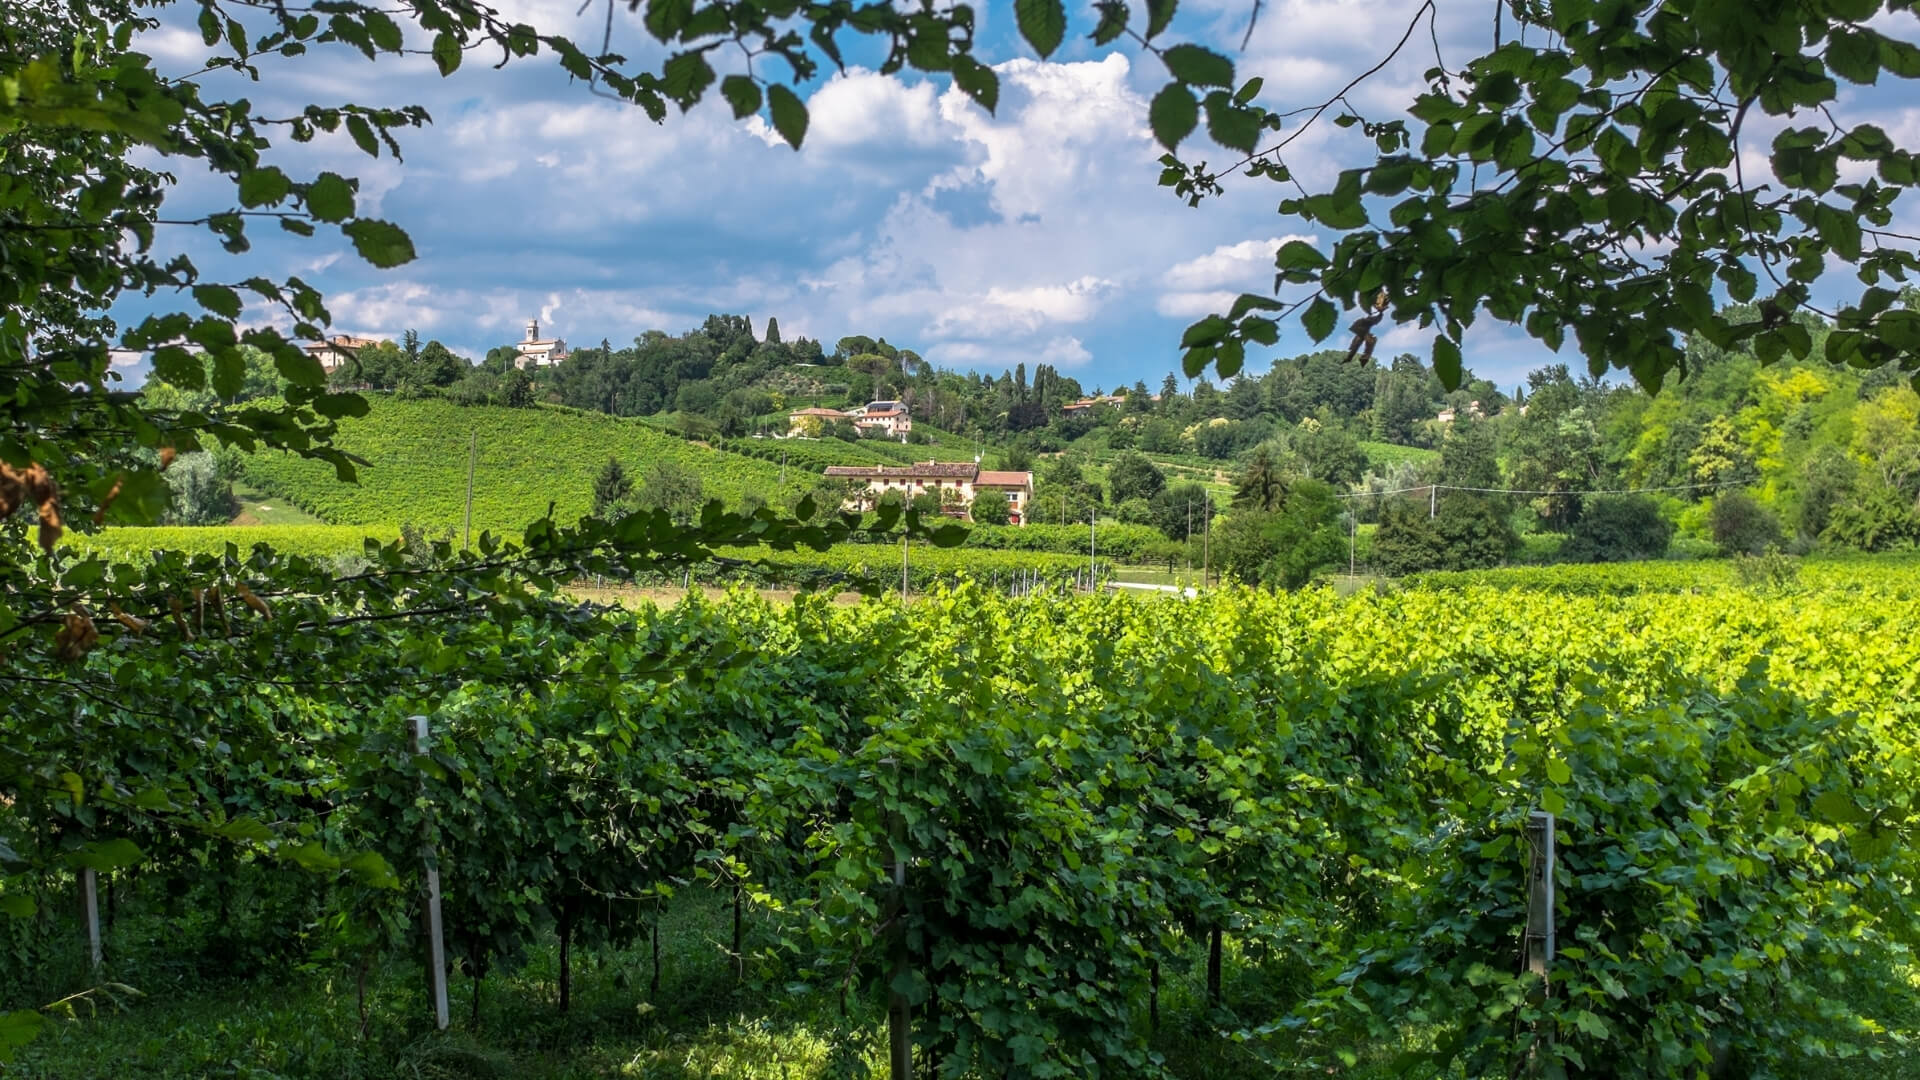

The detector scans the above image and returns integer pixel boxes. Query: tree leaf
[1090,2,1129,46]
[1149,82,1198,151]
[1275,239,1328,272]
[951,56,999,113]
[345,114,379,157]
[432,32,462,76]
[0,1009,44,1056]
[1433,334,1463,388]
[305,172,355,223]
[663,51,716,108]
[768,84,808,149]
[1145,0,1177,40]
[1205,96,1260,152]
[343,219,417,268]
[68,838,142,871]
[720,74,761,120]
[1162,44,1233,87]
[1302,296,1337,342]
[192,285,243,320]
[1015,0,1067,59]
[1181,314,1230,347]
[237,166,292,208]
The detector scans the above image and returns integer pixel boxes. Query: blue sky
[120,1,1920,394]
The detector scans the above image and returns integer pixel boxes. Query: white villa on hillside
[823,461,1033,524]
[513,319,569,369]
[853,400,912,438]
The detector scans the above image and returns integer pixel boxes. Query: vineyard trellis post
[1522,810,1557,1074]
[80,868,101,971]
[886,778,912,1080]
[409,714,451,1030]
[1524,810,1556,977]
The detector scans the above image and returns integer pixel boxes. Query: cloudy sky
[122,1,1920,392]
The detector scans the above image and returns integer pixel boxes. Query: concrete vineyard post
[1525,810,1556,977]
[81,868,101,971]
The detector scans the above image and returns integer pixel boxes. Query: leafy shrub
[1710,489,1784,555]
[970,490,1011,525]
[1734,547,1800,591]
[1560,494,1675,562]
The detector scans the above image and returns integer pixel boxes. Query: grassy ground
[19,884,1914,1080]
[230,485,325,526]
[9,890,1398,1080]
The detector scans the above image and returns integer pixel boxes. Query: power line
[1336,478,1749,500]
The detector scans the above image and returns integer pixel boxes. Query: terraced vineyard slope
[240,398,808,534]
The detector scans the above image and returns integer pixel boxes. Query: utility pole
[779,450,787,490]
[463,431,477,551]
[1202,498,1211,588]
[1089,509,1096,590]
[1349,507,1357,578]
[1430,483,1438,519]
[901,531,909,601]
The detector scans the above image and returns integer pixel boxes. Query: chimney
[525,319,538,343]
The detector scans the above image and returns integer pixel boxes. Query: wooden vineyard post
[409,715,450,1031]
[81,868,101,971]
[887,801,912,1080]
[732,886,745,981]
[1149,958,1160,1032]
[1206,927,1223,1007]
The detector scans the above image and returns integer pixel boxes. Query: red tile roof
[824,462,980,481]
[975,471,1032,488]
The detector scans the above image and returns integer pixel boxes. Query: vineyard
[4,571,1916,1078]
[238,398,810,533]
[60,525,1107,592]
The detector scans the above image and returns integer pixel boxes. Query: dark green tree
[1106,451,1166,504]
[1150,481,1216,541]
[1561,495,1678,563]
[1232,444,1289,512]
[591,458,632,519]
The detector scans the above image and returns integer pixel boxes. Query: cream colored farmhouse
[303,334,377,375]
[787,400,914,439]
[823,462,1034,524]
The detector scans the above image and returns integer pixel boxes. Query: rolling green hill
[240,398,810,534]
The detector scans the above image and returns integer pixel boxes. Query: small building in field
[513,319,570,369]
[823,462,1034,524]
[303,334,378,375]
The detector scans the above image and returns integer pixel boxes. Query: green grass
[66,524,396,563]
[238,398,808,535]
[9,888,1445,1080]
[231,485,324,526]
[1358,441,1439,469]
